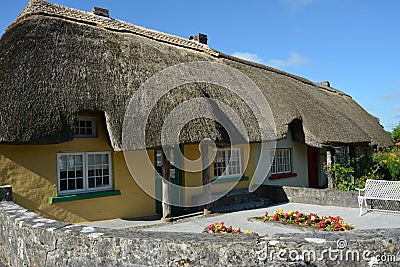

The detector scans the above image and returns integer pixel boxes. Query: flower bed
[203,222,259,236]
[263,208,354,231]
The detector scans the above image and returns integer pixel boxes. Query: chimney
[92,7,109,18]
[319,81,330,87]
[189,33,208,45]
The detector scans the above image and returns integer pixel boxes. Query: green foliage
[391,123,400,143]
[323,163,355,190]
[325,147,400,191]
[372,149,400,181]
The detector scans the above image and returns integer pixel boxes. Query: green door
[155,146,184,215]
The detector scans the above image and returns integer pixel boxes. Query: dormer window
[75,117,96,138]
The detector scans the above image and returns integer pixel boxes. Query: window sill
[269,173,297,180]
[212,176,249,184]
[51,190,121,203]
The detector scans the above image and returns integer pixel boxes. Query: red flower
[334,223,343,231]
[317,221,327,228]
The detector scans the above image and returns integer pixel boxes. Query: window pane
[59,157,67,170]
[96,177,102,187]
[95,154,102,165]
[68,179,76,190]
[214,149,241,177]
[88,169,95,177]
[60,180,67,191]
[103,154,109,164]
[76,170,83,178]
[271,149,291,175]
[76,178,84,189]
[88,177,95,188]
[87,153,111,188]
[103,176,110,185]
[75,118,96,137]
[58,152,111,193]
[88,155,94,165]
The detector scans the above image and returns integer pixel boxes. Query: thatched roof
[0,0,393,150]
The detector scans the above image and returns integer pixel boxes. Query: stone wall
[254,185,359,208]
[0,186,399,266]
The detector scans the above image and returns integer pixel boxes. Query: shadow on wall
[253,185,359,208]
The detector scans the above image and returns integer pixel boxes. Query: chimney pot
[189,33,208,45]
[92,7,109,18]
[319,81,330,87]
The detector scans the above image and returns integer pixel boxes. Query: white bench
[357,179,400,216]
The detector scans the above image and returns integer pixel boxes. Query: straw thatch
[0,0,393,150]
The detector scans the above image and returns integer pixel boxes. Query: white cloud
[232,52,264,64]
[380,89,400,101]
[393,106,400,111]
[267,52,309,69]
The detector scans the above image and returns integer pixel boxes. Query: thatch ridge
[8,0,349,96]
[7,0,218,56]
[0,0,393,149]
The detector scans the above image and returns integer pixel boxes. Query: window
[271,149,292,175]
[214,148,242,178]
[75,117,96,137]
[57,152,112,195]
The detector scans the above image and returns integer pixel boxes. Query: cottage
[0,0,392,223]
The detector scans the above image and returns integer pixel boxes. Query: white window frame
[57,151,112,195]
[270,148,292,175]
[75,117,97,138]
[213,148,242,179]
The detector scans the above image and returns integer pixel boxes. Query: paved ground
[83,203,400,236]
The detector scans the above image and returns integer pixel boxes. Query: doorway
[155,146,184,215]
[307,146,319,188]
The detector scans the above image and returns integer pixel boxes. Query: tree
[392,123,400,143]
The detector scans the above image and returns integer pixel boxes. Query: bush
[326,147,400,191]
[372,149,400,181]
[323,163,355,190]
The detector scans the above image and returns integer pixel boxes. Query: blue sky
[1,0,399,131]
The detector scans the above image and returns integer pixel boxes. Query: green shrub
[323,147,400,191]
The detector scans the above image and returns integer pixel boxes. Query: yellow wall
[0,112,265,221]
[0,114,156,223]
[182,143,255,206]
